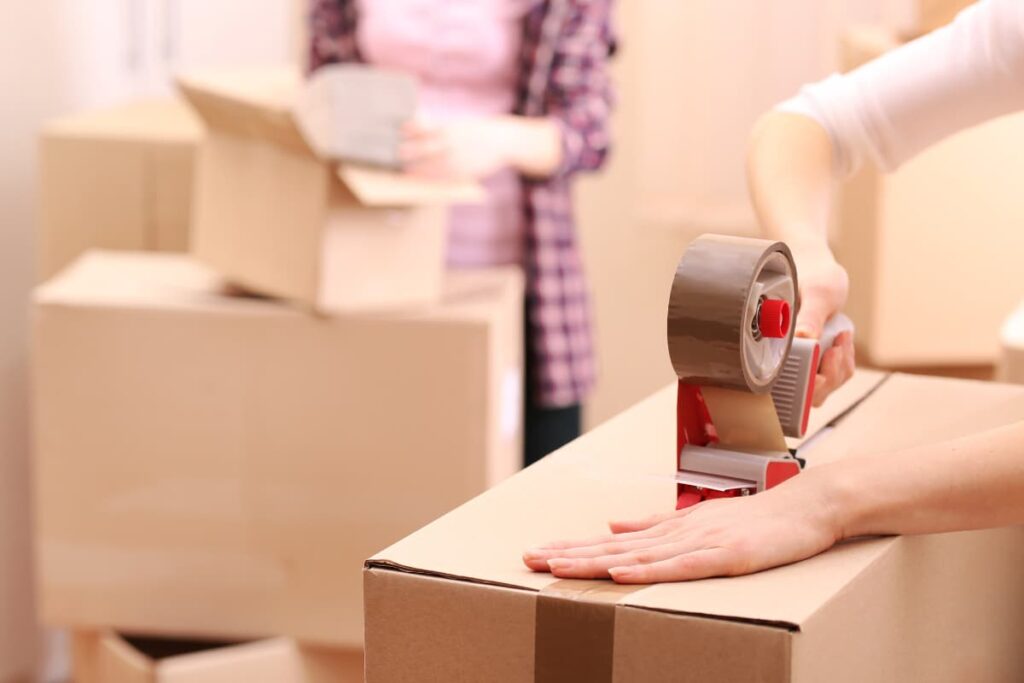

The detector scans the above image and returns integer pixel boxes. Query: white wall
[0,4,70,680]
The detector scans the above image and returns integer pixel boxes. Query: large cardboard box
[38,100,201,282]
[835,27,1024,367]
[32,251,522,646]
[71,631,362,683]
[178,69,481,314]
[364,370,1024,682]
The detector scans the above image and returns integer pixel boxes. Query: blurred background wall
[0,1,934,680]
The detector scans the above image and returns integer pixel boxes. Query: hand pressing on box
[525,417,1024,583]
[523,473,842,583]
[400,116,563,181]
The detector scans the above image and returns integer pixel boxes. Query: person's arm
[522,418,1024,583]
[747,113,854,403]
[402,0,615,181]
[400,116,564,180]
[748,0,1024,402]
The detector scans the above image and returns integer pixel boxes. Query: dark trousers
[523,301,582,467]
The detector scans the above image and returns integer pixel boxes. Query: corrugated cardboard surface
[836,27,1024,366]
[32,251,522,646]
[37,100,201,282]
[71,631,363,683]
[365,372,1024,681]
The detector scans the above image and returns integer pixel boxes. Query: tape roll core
[667,234,798,393]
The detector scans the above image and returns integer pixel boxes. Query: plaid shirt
[309,0,615,408]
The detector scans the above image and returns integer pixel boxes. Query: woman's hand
[790,242,855,406]
[400,115,563,180]
[400,118,511,180]
[522,473,842,584]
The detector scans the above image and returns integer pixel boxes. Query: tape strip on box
[534,580,645,683]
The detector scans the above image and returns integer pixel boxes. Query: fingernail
[524,549,548,559]
[609,567,634,579]
[548,559,573,571]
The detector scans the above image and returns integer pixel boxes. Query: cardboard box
[32,251,522,646]
[178,69,481,314]
[835,27,1024,367]
[364,370,1024,682]
[38,100,201,282]
[71,631,362,683]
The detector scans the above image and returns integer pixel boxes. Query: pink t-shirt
[356,0,528,268]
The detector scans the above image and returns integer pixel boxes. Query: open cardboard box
[38,100,201,282]
[365,370,1024,682]
[71,631,362,683]
[32,251,522,646]
[178,68,482,314]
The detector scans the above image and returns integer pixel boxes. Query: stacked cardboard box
[72,631,363,683]
[835,26,1024,368]
[364,370,1024,682]
[179,68,481,314]
[33,251,521,646]
[33,68,516,682]
[38,99,202,282]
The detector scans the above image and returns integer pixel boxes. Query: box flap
[35,251,517,324]
[337,165,485,207]
[42,99,202,143]
[177,68,312,156]
[368,371,1024,629]
[788,369,888,450]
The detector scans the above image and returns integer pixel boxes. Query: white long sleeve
[777,0,1024,177]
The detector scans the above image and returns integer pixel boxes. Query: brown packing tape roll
[534,580,646,683]
[667,235,798,394]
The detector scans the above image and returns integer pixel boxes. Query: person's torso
[356,0,531,268]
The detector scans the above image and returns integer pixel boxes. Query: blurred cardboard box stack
[835,23,1024,370]
[364,371,1024,682]
[71,631,363,683]
[33,67,521,682]
[38,100,202,282]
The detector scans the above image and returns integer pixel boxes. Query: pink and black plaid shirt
[309,0,615,408]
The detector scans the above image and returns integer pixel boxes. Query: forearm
[746,111,835,260]
[495,115,563,179]
[810,420,1024,539]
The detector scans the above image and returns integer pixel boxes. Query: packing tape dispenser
[667,234,853,510]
